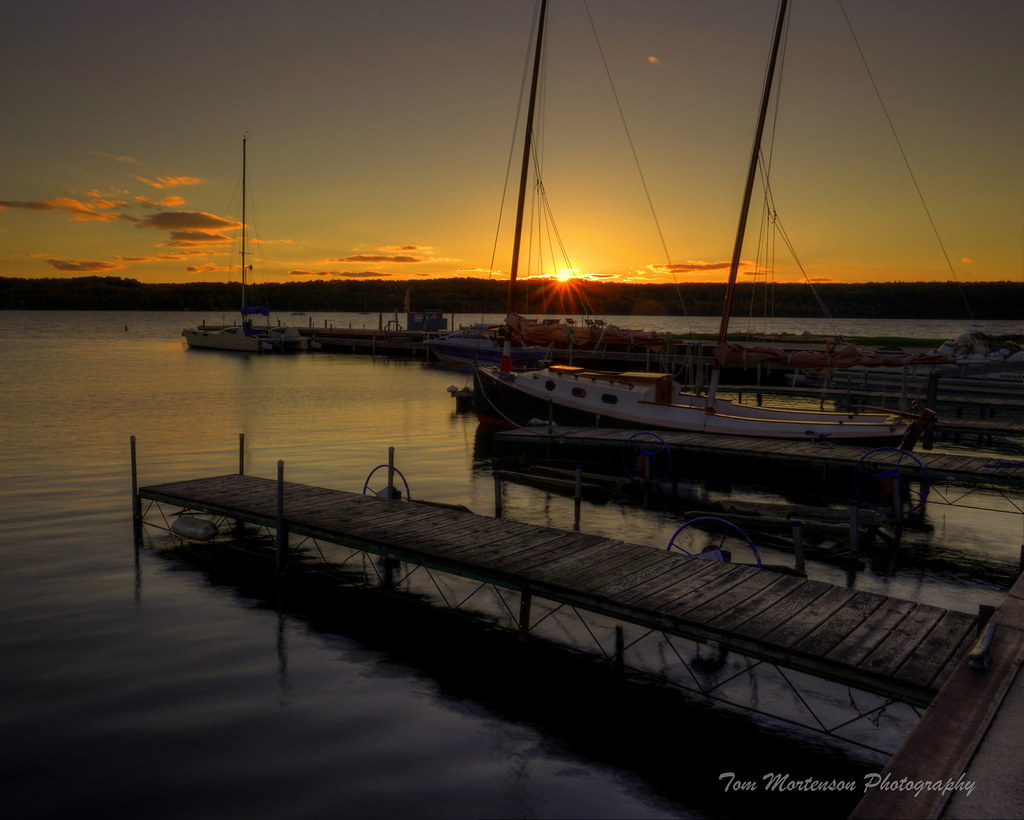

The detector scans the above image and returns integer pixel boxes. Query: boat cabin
[547,365,674,404]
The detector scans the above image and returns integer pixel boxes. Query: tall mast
[506,0,548,317]
[706,0,788,402]
[240,135,247,310]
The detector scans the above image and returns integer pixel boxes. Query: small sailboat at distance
[183,137,307,353]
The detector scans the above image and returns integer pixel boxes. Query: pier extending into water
[130,438,998,742]
[131,435,1024,815]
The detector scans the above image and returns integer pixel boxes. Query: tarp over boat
[506,312,664,350]
[713,341,953,370]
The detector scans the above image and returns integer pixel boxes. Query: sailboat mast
[506,0,548,317]
[707,0,788,400]
[240,136,247,311]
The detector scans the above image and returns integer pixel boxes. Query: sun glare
[555,267,578,282]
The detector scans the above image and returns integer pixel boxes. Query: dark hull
[473,365,646,431]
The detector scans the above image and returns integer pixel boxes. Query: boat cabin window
[601,394,618,404]
[571,387,586,398]
[545,380,556,391]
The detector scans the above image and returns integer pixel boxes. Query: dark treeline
[0,276,1020,320]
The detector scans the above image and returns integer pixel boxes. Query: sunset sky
[1,0,1021,288]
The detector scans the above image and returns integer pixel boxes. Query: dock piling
[130,436,141,542]
[489,470,501,515]
[792,520,805,575]
[573,465,582,531]
[517,590,532,641]
[238,433,245,475]
[275,460,287,573]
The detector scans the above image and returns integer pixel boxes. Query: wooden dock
[852,571,1024,819]
[494,426,1024,488]
[136,473,981,707]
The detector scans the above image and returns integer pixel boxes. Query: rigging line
[837,0,973,321]
[756,155,845,338]
[581,0,685,312]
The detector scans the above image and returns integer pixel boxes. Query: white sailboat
[474,0,924,445]
[182,138,307,353]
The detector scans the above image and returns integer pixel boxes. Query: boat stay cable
[580,0,685,315]
[837,0,974,321]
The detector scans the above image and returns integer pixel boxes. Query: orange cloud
[130,210,240,247]
[376,244,434,253]
[655,261,734,274]
[185,263,236,274]
[289,269,391,278]
[134,175,204,189]
[332,254,423,263]
[0,197,126,222]
[47,258,127,272]
[133,211,239,232]
[134,194,187,208]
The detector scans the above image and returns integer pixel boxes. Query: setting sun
[555,268,578,282]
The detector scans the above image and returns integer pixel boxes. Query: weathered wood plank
[857,603,947,679]
[741,585,860,651]
[613,559,723,606]
[789,590,885,657]
[509,538,628,579]
[704,573,808,633]
[656,564,774,620]
[824,597,916,667]
[730,580,835,641]
[659,568,783,624]
[895,610,979,689]
[556,544,666,591]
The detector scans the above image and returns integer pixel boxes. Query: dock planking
[138,473,979,706]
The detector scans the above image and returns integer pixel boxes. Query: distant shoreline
[1,275,1021,320]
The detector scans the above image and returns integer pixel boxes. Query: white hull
[476,365,912,443]
[182,326,266,352]
[182,325,308,352]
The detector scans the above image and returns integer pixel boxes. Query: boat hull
[474,365,909,443]
[182,325,309,352]
[426,332,546,369]
[182,327,265,352]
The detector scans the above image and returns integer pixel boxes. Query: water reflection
[147,535,885,819]
[2,310,1019,819]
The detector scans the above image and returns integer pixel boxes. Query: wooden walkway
[495,426,1024,488]
[137,473,979,706]
[852,571,1024,819]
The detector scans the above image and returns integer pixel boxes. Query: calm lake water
[1,310,1021,819]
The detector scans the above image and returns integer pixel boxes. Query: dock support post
[614,625,625,672]
[792,520,805,575]
[387,447,396,499]
[493,473,503,518]
[891,478,904,547]
[848,501,860,560]
[238,433,245,475]
[518,590,532,641]
[922,372,939,450]
[275,460,287,573]
[130,435,141,543]
[573,465,582,531]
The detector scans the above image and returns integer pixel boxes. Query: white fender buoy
[171,516,218,540]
